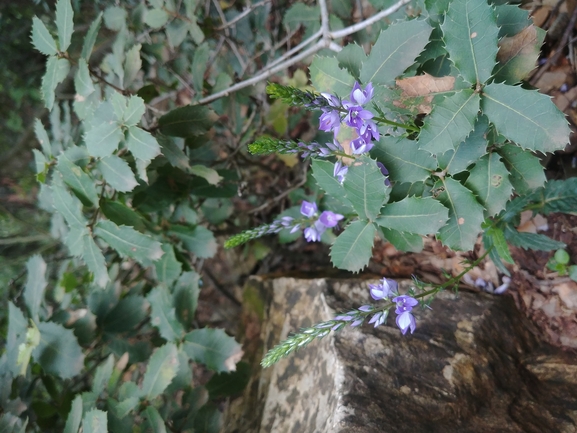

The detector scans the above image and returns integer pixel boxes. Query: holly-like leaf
[82,235,109,288]
[63,395,83,433]
[34,118,52,157]
[371,136,436,184]
[533,178,577,215]
[360,19,432,86]
[32,322,85,379]
[95,220,163,265]
[7,303,28,377]
[169,225,217,259]
[124,44,142,89]
[330,219,376,273]
[141,343,179,399]
[126,126,161,163]
[381,228,424,253]
[75,58,95,98]
[147,286,184,342]
[310,56,355,97]
[123,96,146,127]
[376,196,449,235]
[24,255,47,322]
[92,355,114,395]
[183,328,243,373]
[438,114,489,175]
[495,4,532,38]
[190,165,222,185]
[85,121,123,158]
[57,153,98,206]
[100,199,147,231]
[343,156,389,221]
[497,143,546,194]
[442,0,499,85]
[173,271,200,328]
[418,89,480,155]
[65,226,89,257]
[192,42,210,93]
[98,155,138,192]
[482,83,570,153]
[337,43,366,80]
[158,106,217,137]
[82,409,108,433]
[434,177,485,251]
[50,180,87,229]
[494,25,545,84]
[311,159,352,207]
[42,56,70,110]
[102,295,147,333]
[465,153,513,216]
[55,0,74,52]
[81,12,102,60]
[155,244,182,287]
[143,406,168,433]
[31,17,58,56]
[395,73,456,115]
[145,8,169,28]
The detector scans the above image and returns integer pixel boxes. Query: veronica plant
[228,0,577,367]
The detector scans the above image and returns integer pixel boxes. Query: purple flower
[393,295,418,312]
[369,278,398,300]
[350,136,373,154]
[351,319,363,327]
[368,310,388,327]
[358,305,373,312]
[359,118,380,142]
[303,220,326,242]
[376,162,391,187]
[343,105,374,130]
[319,110,341,135]
[349,82,374,106]
[393,295,418,335]
[319,210,344,228]
[333,161,348,183]
[300,201,318,218]
[396,311,416,335]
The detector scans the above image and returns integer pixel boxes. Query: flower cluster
[299,201,344,242]
[368,278,418,334]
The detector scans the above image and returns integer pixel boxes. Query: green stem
[373,115,418,132]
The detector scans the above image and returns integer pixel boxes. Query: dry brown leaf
[518,211,548,233]
[498,25,540,65]
[394,74,455,114]
[531,7,550,28]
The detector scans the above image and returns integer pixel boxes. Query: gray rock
[223,277,577,433]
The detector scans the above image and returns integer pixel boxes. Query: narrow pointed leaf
[309,56,355,97]
[32,322,85,379]
[360,20,432,85]
[497,144,546,194]
[376,196,448,235]
[371,136,436,184]
[81,12,103,60]
[98,155,138,192]
[95,220,163,265]
[92,355,114,395]
[50,180,87,229]
[434,177,485,251]
[147,286,184,342]
[311,159,352,207]
[438,114,489,174]
[85,121,123,158]
[57,153,98,206]
[75,58,95,97]
[381,228,423,253]
[42,56,70,110]
[330,219,376,273]
[82,235,109,288]
[124,43,142,88]
[63,395,83,433]
[442,0,499,84]
[24,255,47,322]
[485,226,514,264]
[55,0,74,51]
[141,343,179,399]
[100,199,147,231]
[504,225,565,251]
[155,244,182,287]
[482,83,570,153]
[183,328,242,373]
[143,406,168,433]
[31,17,58,56]
[418,90,480,155]
[126,126,161,162]
[158,106,217,137]
[465,153,513,216]
[343,155,388,221]
[7,303,28,376]
[34,118,52,157]
[82,409,108,433]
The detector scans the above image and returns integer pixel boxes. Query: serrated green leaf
[98,155,138,192]
[434,177,485,251]
[483,230,510,276]
[24,255,47,322]
[336,43,366,80]
[183,328,242,373]
[55,0,74,51]
[42,56,70,110]
[166,20,189,48]
[343,156,389,220]
[82,235,109,288]
[111,395,139,419]
[110,92,127,120]
[418,90,480,155]
[503,225,565,251]
[51,180,87,229]
[482,83,570,153]
[190,165,222,185]
[158,105,217,137]
[311,159,352,207]
[82,409,108,433]
[100,199,147,231]
[125,127,161,164]
[124,43,142,88]
[465,153,513,216]
[95,220,163,265]
[145,8,169,28]
[155,244,182,287]
[147,286,184,342]
[493,25,545,84]
[360,20,432,86]
[143,406,167,433]
[497,143,546,194]
[85,121,123,158]
[495,5,532,38]
[102,295,147,333]
[376,196,448,235]
[32,322,84,379]
[330,219,376,272]
[103,6,127,31]
[169,225,217,258]
[157,133,189,170]
[425,0,450,22]
[31,17,58,56]
[309,56,355,97]
[534,178,577,215]
[442,0,499,84]
[92,355,114,395]
[371,136,436,184]
[63,395,83,433]
[283,3,320,40]
[34,118,52,157]
[381,228,424,253]
[33,149,48,182]
[188,20,204,44]
[65,226,89,257]
[486,226,514,264]
[192,42,210,93]
[141,343,179,399]
[74,58,95,97]
[437,114,489,174]
[173,271,200,327]
[57,153,98,206]
[81,12,102,60]
[123,96,146,127]
[7,303,28,376]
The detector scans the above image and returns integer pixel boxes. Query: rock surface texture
[223,277,577,433]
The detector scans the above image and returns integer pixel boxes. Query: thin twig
[216,0,271,31]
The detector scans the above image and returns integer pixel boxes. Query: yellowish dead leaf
[395,73,455,114]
